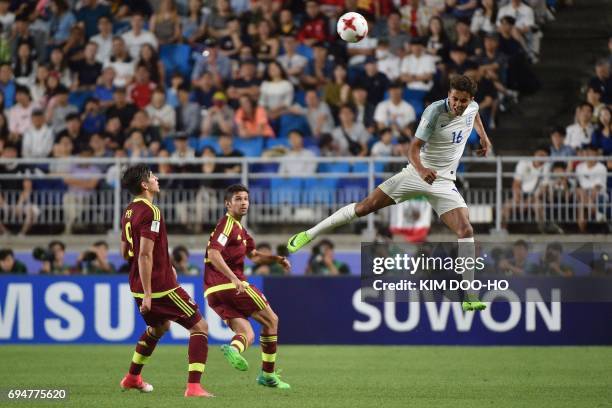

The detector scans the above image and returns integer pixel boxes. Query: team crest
[125,209,133,218]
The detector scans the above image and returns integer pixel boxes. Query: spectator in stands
[259,61,295,121]
[576,144,607,233]
[401,37,436,92]
[586,86,604,123]
[470,0,498,36]
[104,148,127,189]
[13,43,36,86]
[146,88,176,137]
[10,16,38,63]
[398,0,429,37]
[7,85,34,142]
[39,240,72,274]
[371,127,394,157]
[218,17,243,60]
[48,48,71,85]
[128,65,156,109]
[104,115,124,149]
[191,37,232,88]
[548,125,575,170]
[62,23,87,63]
[82,98,104,135]
[278,130,317,176]
[347,17,378,67]
[359,56,390,106]
[22,109,53,158]
[216,133,243,174]
[62,149,103,233]
[252,243,289,276]
[46,85,78,132]
[235,95,274,138]
[29,65,48,108]
[306,239,350,276]
[122,11,158,60]
[375,40,401,81]
[464,62,498,129]
[94,66,116,108]
[0,0,14,36]
[351,85,376,134]
[76,0,111,39]
[104,37,135,86]
[498,239,535,276]
[0,249,27,273]
[0,111,8,142]
[175,85,201,137]
[374,81,416,138]
[0,63,15,109]
[57,112,88,153]
[150,0,182,46]
[72,41,103,91]
[91,16,113,63]
[171,133,196,161]
[89,132,112,171]
[128,109,162,154]
[301,41,334,89]
[49,134,73,174]
[254,20,280,65]
[201,91,233,137]
[591,106,612,155]
[385,10,411,57]
[137,43,165,85]
[297,0,330,46]
[124,128,151,158]
[227,59,261,106]
[107,86,138,130]
[503,145,560,233]
[332,104,370,156]
[172,245,199,276]
[588,59,611,104]
[78,240,116,274]
[425,16,450,60]
[496,0,539,61]
[323,64,351,115]
[565,102,594,149]
[298,89,334,139]
[447,45,471,75]
[532,242,573,277]
[543,161,575,222]
[453,17,483,57]
[204,0,234,39]
[278,35,308,86]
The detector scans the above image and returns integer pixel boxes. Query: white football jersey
[414,98,479,181]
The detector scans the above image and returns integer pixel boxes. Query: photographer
[171,245,199,276]
[498,240,537,276]
[35,240,72,275]
[532,242,574,277]
[253,243,290,276]
[78,241,116,274]
[0,249,27,274]
[306,239,350,276]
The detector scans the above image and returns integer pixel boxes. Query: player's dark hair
[224,184,249,203]
[449,74,477,97]
[121,164,152,196]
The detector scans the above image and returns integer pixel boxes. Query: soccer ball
[336,12,368,43]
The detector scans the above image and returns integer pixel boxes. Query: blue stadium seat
[318,162,351,174]
[163,138,175,153]
[303,176,337,204]
[293,89,306,106]
[296,43,314,61]
[403,89,427,117]
[265,137,291,149]
[270,178,302,204]
[233,137,264,157]
[160,44,192,81]
[278,114,311,139]
[198,137,220,154]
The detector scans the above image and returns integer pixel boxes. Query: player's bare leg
[120,320,170,393]
[440,208,486,312]
[287,188,395,253]
[185,318,214,397]
[251,306,290,389]
[221,318,254,371]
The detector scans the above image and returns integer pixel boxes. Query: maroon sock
[260,334,278,373]
[129,327,161,375]
[188,331,208,383]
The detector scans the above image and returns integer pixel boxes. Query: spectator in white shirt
[22,109,53,158]
[7,86,34,140]
[373,81,416,137]
[576,144,607,232]
[400,37,436,91]
[146,88,176,137]
[565,102,595,150]
[376,41,401,81]
[277,35,308,86]
[278,130,317,175]
[91,15,113,63]
[496,0,540,59]
[300,89,334,138]
[122,12,158,60]
[331,104,371,156]
[259,61,296,120]
[371,127,394,157]
[104,36,136,86]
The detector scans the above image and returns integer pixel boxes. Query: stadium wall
[1,276,611,345]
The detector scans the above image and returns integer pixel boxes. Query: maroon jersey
[121,198,178,296]
[204,213,255,290]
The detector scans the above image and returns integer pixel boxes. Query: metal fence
[0,155,610,234]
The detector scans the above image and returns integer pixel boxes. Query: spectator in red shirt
[297,0,330,46]
[129,65,156,109]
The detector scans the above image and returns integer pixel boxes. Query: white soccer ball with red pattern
[336,12,368,43]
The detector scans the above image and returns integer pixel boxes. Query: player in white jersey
[287,75,493,311]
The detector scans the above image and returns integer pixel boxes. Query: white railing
[0,156,610,233]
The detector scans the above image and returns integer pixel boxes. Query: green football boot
[221,344,249,371]
[287,231,312,254]
[462,299,487,312]
[256,371,291,389]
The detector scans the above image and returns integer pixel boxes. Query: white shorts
[378,165,467,216]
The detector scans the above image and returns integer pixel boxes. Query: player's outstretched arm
[208,249,247,294]
[248,250,291,273]
[474,113,493,157]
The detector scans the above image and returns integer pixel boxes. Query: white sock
[457,237,477,300]
[306,203,357,239]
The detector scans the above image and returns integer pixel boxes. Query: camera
[82,251,98,263]
[32,247,54,262]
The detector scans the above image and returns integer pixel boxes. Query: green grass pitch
[0,345,610,408]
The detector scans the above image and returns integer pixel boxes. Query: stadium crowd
[0,0,563,235]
